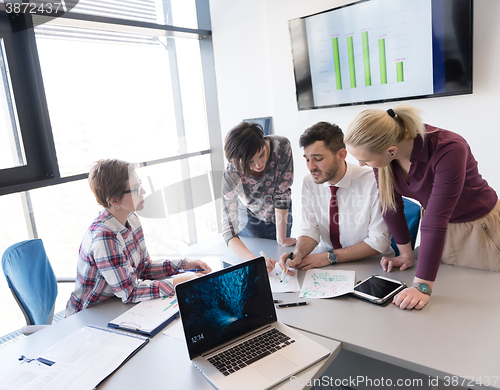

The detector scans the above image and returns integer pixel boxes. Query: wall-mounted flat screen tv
[289,0,473,110]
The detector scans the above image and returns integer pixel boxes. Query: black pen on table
[276,302,310,309]
[280,252,293,283]
[178,268,205,273]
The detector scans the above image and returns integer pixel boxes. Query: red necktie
[329,186,341,249]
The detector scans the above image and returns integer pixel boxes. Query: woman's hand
[277,237,297,247]
[393,287,430,310]
[184,259,212,274]
[172,273,198,286]
[265,257,277,273]
[380,254,414,272]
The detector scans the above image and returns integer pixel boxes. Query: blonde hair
[344,104,426,213]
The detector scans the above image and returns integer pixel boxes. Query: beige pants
[441,199,500,272]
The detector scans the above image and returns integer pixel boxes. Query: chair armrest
[22,325,50,335]
[56,277,76,283]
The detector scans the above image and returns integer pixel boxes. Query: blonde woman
[345,104,500,310]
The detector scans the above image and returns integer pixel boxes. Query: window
[0,0,222,337]
[0,39,26,170]
[0,12,58,190]
[36,26,209,177]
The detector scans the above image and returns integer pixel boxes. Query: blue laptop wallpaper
[176,258,276,359]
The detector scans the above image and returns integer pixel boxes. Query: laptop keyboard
[207,328,296,376]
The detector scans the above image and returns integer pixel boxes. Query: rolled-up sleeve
[92,232,183,303]
[221,168,241,244]
[299,177,321,244]
[273,139,293,210]
[363,181,394,254]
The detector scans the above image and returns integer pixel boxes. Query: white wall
[210,0,500,236]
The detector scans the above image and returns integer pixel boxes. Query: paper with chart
[300,269,355,298]
[108,295,179,334]
[268,263,300,293]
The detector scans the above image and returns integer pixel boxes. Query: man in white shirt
[280,122,393,270]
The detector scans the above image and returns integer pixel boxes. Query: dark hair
[88,159,135,208]
[224,121,266,177]
[299,122,345,154]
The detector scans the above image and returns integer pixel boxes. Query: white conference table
[0,245,341,390]
[185,236,500,390]
[2,235,499,390]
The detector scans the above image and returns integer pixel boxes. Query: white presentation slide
[305,0,434,107]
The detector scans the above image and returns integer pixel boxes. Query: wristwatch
[412,282,432,296]
[327,250,337,265]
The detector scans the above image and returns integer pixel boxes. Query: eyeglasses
[122,180,142,196]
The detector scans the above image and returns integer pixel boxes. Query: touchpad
[254,354,297,380]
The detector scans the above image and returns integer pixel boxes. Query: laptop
[175,256,330,390]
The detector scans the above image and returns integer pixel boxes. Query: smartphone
[352,275,406,305]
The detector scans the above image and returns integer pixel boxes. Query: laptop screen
[176,257,277,359]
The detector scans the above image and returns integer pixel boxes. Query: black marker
[276,302,310,309]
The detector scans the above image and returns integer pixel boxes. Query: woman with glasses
[222,122,296,271]
[66,159,211,316]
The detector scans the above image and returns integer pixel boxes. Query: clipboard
[108,295,180,337]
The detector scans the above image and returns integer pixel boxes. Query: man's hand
[294,253,330,270]
[380,254,414,272]
[279,252,302,276]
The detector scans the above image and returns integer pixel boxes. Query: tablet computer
[352,275,406,305]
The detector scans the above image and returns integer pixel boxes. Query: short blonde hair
[344,104,425,213]
[88,159,136,208]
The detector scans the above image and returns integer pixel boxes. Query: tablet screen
[354,276,402,298]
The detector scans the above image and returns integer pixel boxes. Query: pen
[260,251,278,276]
[273,300,283,303]
[178,268,205,273]
[276,302,310,309]
[280,252,293,283]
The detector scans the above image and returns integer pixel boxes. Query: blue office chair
[1,239,74,335]
[390,197,421,256]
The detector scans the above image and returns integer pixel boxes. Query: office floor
[315,350,468,390]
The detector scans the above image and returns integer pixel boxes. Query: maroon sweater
[375,125,497,281]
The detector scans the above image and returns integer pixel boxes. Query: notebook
[175,256,330,390]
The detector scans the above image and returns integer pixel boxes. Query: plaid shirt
[66,209,183,316]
